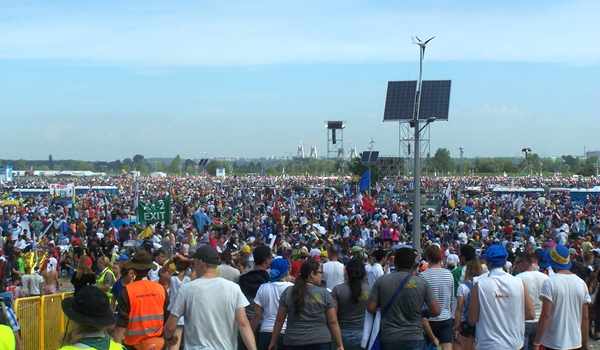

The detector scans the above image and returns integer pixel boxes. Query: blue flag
[359,170,370,192]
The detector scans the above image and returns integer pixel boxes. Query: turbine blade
[415,36,422,42]
[424,36,435,45]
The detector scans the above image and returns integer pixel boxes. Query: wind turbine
[412,36,435,59]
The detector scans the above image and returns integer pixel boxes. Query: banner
[50,183,74,197]
[137,196,170,223]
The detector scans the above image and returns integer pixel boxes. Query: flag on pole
[359,170,370,193]
[444,183,452,199]
[133,171,139,210]
[137,226,153,239]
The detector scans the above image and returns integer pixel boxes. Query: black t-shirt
[10,260,20,280]
[71,273,96,294]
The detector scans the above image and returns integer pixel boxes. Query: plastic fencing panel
[42,294,64,350]
[15,296,42,350]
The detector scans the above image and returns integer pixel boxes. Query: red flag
[361,194,376,214]
[209,235,222,253]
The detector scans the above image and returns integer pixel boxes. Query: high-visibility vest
[98,268,116,298]
[0,325,15,349]
[123,280,165,346]
[60,340,123,350]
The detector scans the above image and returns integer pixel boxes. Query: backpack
[462,281,475,326]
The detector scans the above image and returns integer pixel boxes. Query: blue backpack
[462,281,475,326]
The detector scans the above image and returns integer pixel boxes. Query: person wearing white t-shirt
[367,250,386,285]
[10,223,22,242]
[445,247,459,268]
[515,251,549,350]
[251,258,293,350]
[534,245,591,350]
[556,230,568,246]
[323,246,345,290]
[468,245,535,350]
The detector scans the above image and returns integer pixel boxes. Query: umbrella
[462,206,474,214]
[112,218,131,229]
[193,211,213,232]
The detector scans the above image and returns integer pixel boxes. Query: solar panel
[383,81,417,121]
[361,151,379,165]
[361,152,370,163]
[420,80,451,121]
[369,151,379,163]
[383,80,451,122]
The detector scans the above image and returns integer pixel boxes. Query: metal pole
[413,119,421,254]
[458,148,463,203]
[412,40,424,255]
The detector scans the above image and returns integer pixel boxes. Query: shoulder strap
[381,274,412,318]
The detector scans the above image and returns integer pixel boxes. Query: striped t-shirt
[419,267,455,321]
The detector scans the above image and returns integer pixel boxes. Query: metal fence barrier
[14,292,74,350]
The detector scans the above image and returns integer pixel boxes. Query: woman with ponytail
[269,258,344,350]
[332,257,371,350]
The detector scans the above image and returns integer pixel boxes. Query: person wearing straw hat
[114,250,169,350]
[533,245,591,350]
[59,285,124,350]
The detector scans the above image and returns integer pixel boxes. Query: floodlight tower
[411,35,435,256]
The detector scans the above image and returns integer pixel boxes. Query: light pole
[458,147,464,203]
[411,35,435,256]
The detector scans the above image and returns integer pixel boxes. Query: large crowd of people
[1,173,600,349]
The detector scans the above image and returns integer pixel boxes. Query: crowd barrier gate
[14,292,74,350]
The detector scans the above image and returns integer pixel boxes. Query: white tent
[150,172,167,178]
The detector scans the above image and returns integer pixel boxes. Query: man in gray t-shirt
[367,248,440,349]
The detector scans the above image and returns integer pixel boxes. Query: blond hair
[59,322,106,346]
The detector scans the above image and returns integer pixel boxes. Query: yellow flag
[137,226,153,239]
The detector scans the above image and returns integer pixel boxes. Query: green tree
[15,159,27,170]
[137,158,149,173]
[581,156,599,176]
[562,155,580,174]
[206,160,224,176]
[431,148,454,174]
[170,155,182,174]
[133,154,145,164]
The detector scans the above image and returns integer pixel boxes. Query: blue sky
[1,1,599,161]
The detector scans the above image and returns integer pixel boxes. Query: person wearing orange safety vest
[114,250,169,350]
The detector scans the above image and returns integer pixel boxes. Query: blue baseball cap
[485,245,508,266]
[269,258,290,282]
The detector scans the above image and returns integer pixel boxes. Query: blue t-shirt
[110,280,125,303]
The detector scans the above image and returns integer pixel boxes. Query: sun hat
[269,258,290,282]
[537,249,550,269]
[62,285,115,327]
[124,250,157,271]
[485,245,508,266]
[546,245,572,270]
[299,247,309,257]
[192,245,220,264]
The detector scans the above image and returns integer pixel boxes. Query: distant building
[586,150,600,158]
